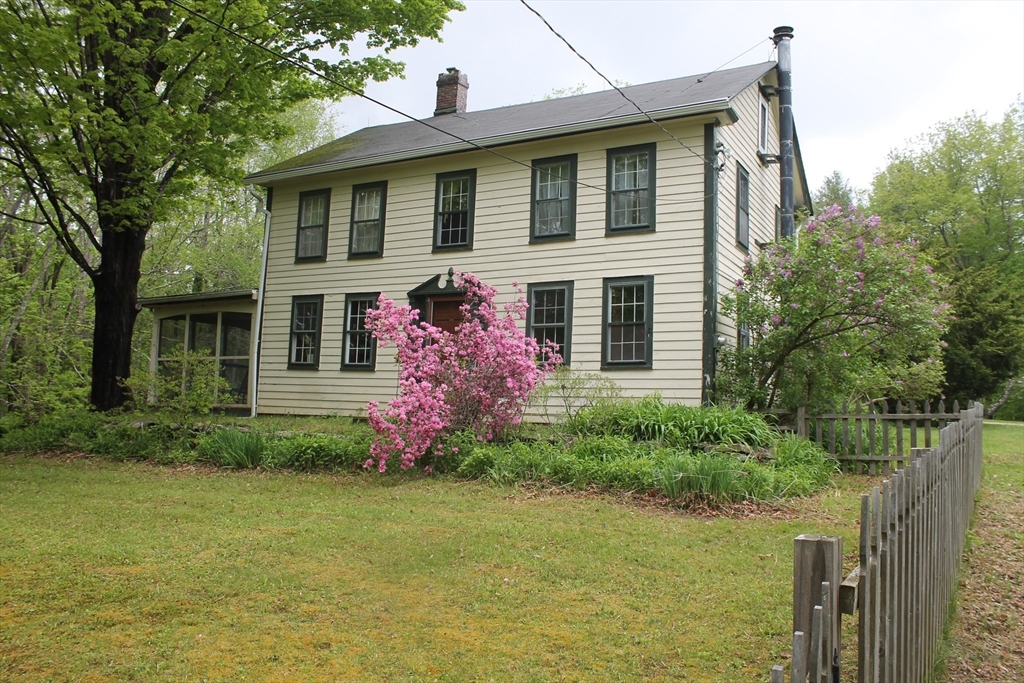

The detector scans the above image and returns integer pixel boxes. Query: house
[238,41,811,417]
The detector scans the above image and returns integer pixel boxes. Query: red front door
[428,296,465,335]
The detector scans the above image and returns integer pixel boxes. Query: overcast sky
[334,0,1024,195]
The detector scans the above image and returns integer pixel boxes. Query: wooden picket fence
[768,399,969,474]
[769,402,985,682]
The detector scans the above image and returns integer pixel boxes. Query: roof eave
[139,289,258,308]
[245,98,737,186]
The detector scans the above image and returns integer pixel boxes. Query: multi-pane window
[758,96,771,154]
[349,182,386,257]
[289,295,323,368]
[435,170,476,250]
[527,282,574,364]
[736,164,750,249]
[739,323,751,351]
[342,293,379,369]
[296,190,330,260]
[531,155,576,240]
[155,311,252,404]
[607,144,656,233]
[602,276,653,368]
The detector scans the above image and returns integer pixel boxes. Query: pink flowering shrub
[363,272,559,472]
[718,205,950,410]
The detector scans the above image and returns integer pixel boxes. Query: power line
[164,0,717,207]
[518,0,771,168]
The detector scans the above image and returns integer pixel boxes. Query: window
[349,182,386,258]
[738,323,751,351]
[758,96,771,154]
[289,295,323,368]
[342,293,379,369]
[531,155,576,241]
[295,189,330,261]
[527,282,574,364]
[434,169,476,251]
[736,164,750,249]
[607,143,656,234]
[155,311,252,404]
[602,276,654,369]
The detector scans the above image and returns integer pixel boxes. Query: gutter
[246,99,739,185]
[250,187,272,418]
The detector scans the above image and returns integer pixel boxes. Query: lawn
[0,423,1017,682]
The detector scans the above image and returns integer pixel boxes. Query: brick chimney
[434,67,469,116]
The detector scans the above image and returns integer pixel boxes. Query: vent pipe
[773,26,795,238]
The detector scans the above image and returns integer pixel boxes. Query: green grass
[0,422,1012,682]
[0,456,826,682]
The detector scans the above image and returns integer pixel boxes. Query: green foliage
[870,102,1024,404]
[124,349,231,421]
[717,205,949,410]
[267,428,373,472]
[813,170,864,209]
[572,395,776,449]
[0,409,105,453]
[531,365,623,433]
[197,429,268,469]
[0,0,463,409]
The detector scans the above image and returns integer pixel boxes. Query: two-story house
[151,51,810,417]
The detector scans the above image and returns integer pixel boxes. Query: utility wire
[165,0,718,207]
[519,0,770,166]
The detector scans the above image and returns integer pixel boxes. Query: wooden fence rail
[765,399,968,474]
[769,402,984,682]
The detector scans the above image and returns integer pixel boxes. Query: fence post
[794,534,842,681]
[797,405,808,438]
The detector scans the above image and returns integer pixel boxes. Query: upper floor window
[289,295,323,369]
[434,169,476,251]
[607,143,656,234]
[342,293,379,370]
[527,281,574,364]
[531,155,577,241]
[349,182,386,258]
[736,164,750,250]
[758,96,771,154]
[602,276,654,369]
[296,189,329,261]
[739,323,751,351]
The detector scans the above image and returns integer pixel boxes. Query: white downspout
[248,185,272,418]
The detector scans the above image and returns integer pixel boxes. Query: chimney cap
[772,26,794,43]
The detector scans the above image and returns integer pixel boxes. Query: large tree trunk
[90,226,147,411]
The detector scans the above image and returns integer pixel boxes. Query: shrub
[364,272,557,472]
[268,429,372,472]
[123,349,231,422]
[0,409,105,453]
[532,366,623,433]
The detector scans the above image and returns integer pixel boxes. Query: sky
[332,0,1024,195]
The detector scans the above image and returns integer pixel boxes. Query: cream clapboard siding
[715,78,782,343]
[257,117,718,416]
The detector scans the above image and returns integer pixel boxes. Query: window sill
[287,363,320,370]
[294,255,327,264]
[605,225,655,237]
[347,251,383,260]
[529,232,575,244]
[339,365,377,372]
[601,362,653,370]
[432,244,473,253]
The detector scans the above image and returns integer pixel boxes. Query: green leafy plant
[198,429,268,469]
[269,429,372,472]
[124,349,231,422]
[532,366,623,434]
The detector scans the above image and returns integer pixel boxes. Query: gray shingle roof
[247,61,777,184]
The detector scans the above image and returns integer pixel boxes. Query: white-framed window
[434,170,475,250]
[349,182,386,257]
[607,143,656,233]
[526,281,574,364]
[736,164,750,250]
[289,295,323,368]
[342,293,379,369]
[602,276,654,369]
[758,95,771,154]
[531,155,576,240]
[296,190,329,261]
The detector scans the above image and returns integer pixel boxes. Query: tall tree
[813,170,863,210]
[871,102,1024,407]
[0,0,461,410]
